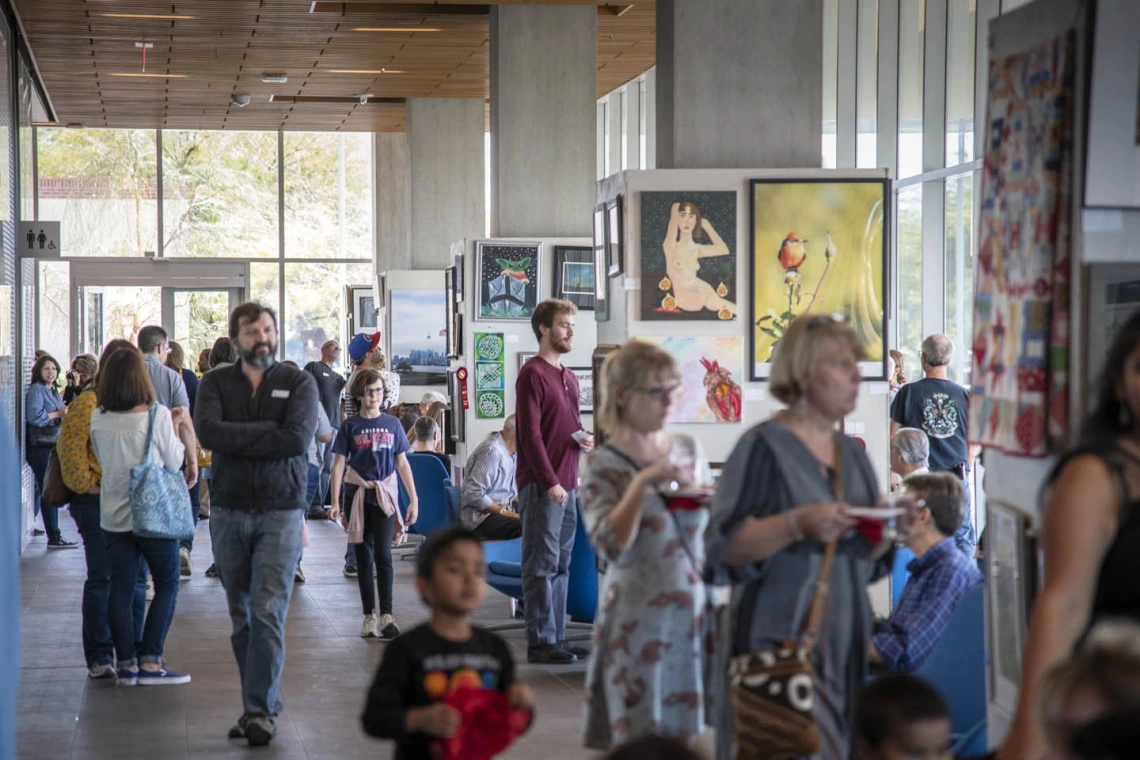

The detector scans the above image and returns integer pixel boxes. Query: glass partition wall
[34,129,373,370]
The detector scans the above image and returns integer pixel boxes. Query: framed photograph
[593,205,610,322]
[388,290,448,386]
[607,196,624,277]
[444,267,458,359]
[749,178,889,380]
[591,345,620,441]
[570,367,594,414]
[476,241,541,321]
[348,285,377,332]
[552,246,595,310]
[639,191,737,322]
[1087,264,1140,394]
[986,503,1032,712]
[640,337,744,424]
[518,351,536,369]
[448,369,466,443]
[1085,0,1140,208]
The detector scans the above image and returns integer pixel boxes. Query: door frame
[69,260,246,358]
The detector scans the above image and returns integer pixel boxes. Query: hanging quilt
[970,31,1074,457]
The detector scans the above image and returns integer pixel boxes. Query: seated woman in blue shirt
[870,472,983,671]
[25,353,75,548]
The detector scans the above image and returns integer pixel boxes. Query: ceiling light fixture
[108,72,188,79]
[99,13,196,20]
[351,27,442,33]
[328,69,403,75]
[261,73,288,83]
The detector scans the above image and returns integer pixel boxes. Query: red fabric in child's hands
[434,687,531,760]
[855,517,884,544]
[667,497,703,512]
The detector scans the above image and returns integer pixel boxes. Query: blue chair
[483,538,524,632]
[915,584,987,756]
[401,453,454,537]
[566,501,598,624]
[443,483,461,525]
[891,546,916,608]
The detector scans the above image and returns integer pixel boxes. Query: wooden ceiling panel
[16,0,655,131]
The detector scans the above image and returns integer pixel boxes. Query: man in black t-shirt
[304,340,345,517]
[890,334,980,558]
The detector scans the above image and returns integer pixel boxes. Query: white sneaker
[379,613,400,639]
[360,613,380,638]
[180,547,192,578]
[146,579,155,602]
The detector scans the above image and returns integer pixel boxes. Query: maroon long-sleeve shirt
[515,357,583,493]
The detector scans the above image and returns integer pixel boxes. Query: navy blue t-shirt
[333,413,410,485]
[890,378,970,473]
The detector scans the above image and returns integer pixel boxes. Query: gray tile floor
[18,510,593,760]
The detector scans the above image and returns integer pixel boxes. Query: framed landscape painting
[388,290,448,386]
[750,178,888,380]
[638,191,737,322]
[640,336,744,424]
[553,246,595,310]
[476,241,540,321]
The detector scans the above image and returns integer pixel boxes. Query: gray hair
[501,414,516,435]
[137,325,168,354]
[921,335,953,367]
[892,427,930,467]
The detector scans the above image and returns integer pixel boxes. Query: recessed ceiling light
[108,72,188,79]
[99,13,196,20]
[351,27,442,33]
[328,69,403,75]
[262,73,288,83]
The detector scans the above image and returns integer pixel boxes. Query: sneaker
[294,563,305,583]
[379,613,400,639]
[343,564,358,579]
[361,612,380,638]
[180,547,192,577]
[116,668,139,686]
[244,715,275,747]
[198,511,209,521]
[308,509,330,521]
[32,528,45,536]
[88,662,116,680]
[146,580,155,602]
[227,720,246,740]
[558,641,590,658]
[527,643,576,665]
[204,563,219,578]
[137,667,191,686]
[47,538,78,549]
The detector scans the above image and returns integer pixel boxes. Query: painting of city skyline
[389,289,448,386]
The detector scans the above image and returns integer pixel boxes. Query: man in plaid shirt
[870,472,983,672]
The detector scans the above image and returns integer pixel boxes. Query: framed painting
[749,178,889,381]
[607,196,624,277]
[592,205,610,322]
[453,251,465,304]
[640,337,744,424]
[388,290,448,386]
[444,267,458,358]
[448,369,466,443]
[591,345,620,442]
[473,332,506,419]
[553,246,595,310]
[639,191,737,322]
[986,502,1031,713]
[476,241,540,321]
[570,367,594,413]
[518,351,536,369]
[1085,0,1140,208]
[348,285,377,332]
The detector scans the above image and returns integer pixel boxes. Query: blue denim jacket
[25,382,63,428]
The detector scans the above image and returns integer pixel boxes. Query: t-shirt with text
[890,378,970,473]
[333,413,410,485]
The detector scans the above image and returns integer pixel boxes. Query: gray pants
[520,483,577,647]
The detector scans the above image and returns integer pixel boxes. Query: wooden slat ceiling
[15,0,655,132]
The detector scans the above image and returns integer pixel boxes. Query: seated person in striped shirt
[870,472,983,672]
[459,415,521,541]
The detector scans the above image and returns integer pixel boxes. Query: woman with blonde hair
[580,340,713,750]
[64,353,98,406]
[705,314,894,758]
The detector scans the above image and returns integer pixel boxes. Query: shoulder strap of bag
[141,403,158,466]
[800,436,841,653]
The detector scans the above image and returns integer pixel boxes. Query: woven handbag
[128,404,195,541]
[728,440,843,760]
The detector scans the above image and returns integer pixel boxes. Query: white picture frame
[986,502,1028,713]
[1084,0,1140,209]
[348,285,377,333]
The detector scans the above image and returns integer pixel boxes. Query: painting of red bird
[777,232,808,272]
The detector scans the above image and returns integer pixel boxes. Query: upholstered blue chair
[401,453,453,537]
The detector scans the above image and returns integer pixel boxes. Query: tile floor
[17,510,594,760]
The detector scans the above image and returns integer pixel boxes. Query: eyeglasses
[364,387,386,397]
[634,384,681,402]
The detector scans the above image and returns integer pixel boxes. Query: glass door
[76,285,162,356]
[165,288,241,361]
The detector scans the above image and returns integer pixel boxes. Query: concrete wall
[656,0,824,169]
[373,132,410,272]
[489,6,597,238]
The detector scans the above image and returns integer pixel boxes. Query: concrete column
[656,0,823,168]
[406,98,485,269]
[490,5,596,237]
[373,132,409,272]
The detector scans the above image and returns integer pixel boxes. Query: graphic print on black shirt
[890,378,970,473]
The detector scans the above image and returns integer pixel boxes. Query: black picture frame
[593,205,610,322]
[476,241,541,321]
[552,246,595,310]
[444,267,458,359]
[607,196,624,277]
[747,177,890,381]
[453,251,465,304]
[448,369,466,444]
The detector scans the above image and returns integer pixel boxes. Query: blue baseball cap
[348,332,382,363]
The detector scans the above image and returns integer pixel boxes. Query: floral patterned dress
[580,437,710,750]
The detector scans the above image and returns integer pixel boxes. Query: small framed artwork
[570,367,593,414]
[348,285,377,332]
[553,246,595,310]
[448,369,466,443]
[593,205,610,322]
[476,241,541,321]
[453,251,465,304]
[607,196,624,277]
[590,345,620,441]
[986,502,1031,713]
[444,267,458,359]
[518,351,536,369]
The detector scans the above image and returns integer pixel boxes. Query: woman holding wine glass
[704,314,895,759]
[580,341,714,752]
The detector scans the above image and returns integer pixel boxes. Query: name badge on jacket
[271,389,290,399]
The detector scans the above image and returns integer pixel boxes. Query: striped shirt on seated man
[459,415,520,541]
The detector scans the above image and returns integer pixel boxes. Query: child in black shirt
[361,526,534,760]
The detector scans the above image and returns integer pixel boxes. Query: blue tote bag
[128,404,195,541]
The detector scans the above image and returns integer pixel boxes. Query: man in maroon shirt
[516,299,594,664]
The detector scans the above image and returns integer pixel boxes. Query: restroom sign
[18,221,61,257]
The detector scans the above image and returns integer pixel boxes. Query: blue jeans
[210,506,304,720]
[26,446,60,542]
[343,486,395,615]
[309,435,336,514]
[953,473,978,559]
[70,494,146,667]
[520,484,577,647]
[104,531,180,667]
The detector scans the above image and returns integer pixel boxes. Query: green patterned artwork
[474,332,505,419]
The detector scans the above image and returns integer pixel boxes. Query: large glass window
[37,129,158,257]
[638,77,647,169]
[620,88,628,171]
[898,0,924,179]
[283,132,372,259]
[161,130,278,258]
[896,184,923,362]
[856,0,878,169]
[944,173,974,385]
[283,262,371,365]
[37,261,68,364]
[946,0,976,167]
[822,0,838,169]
